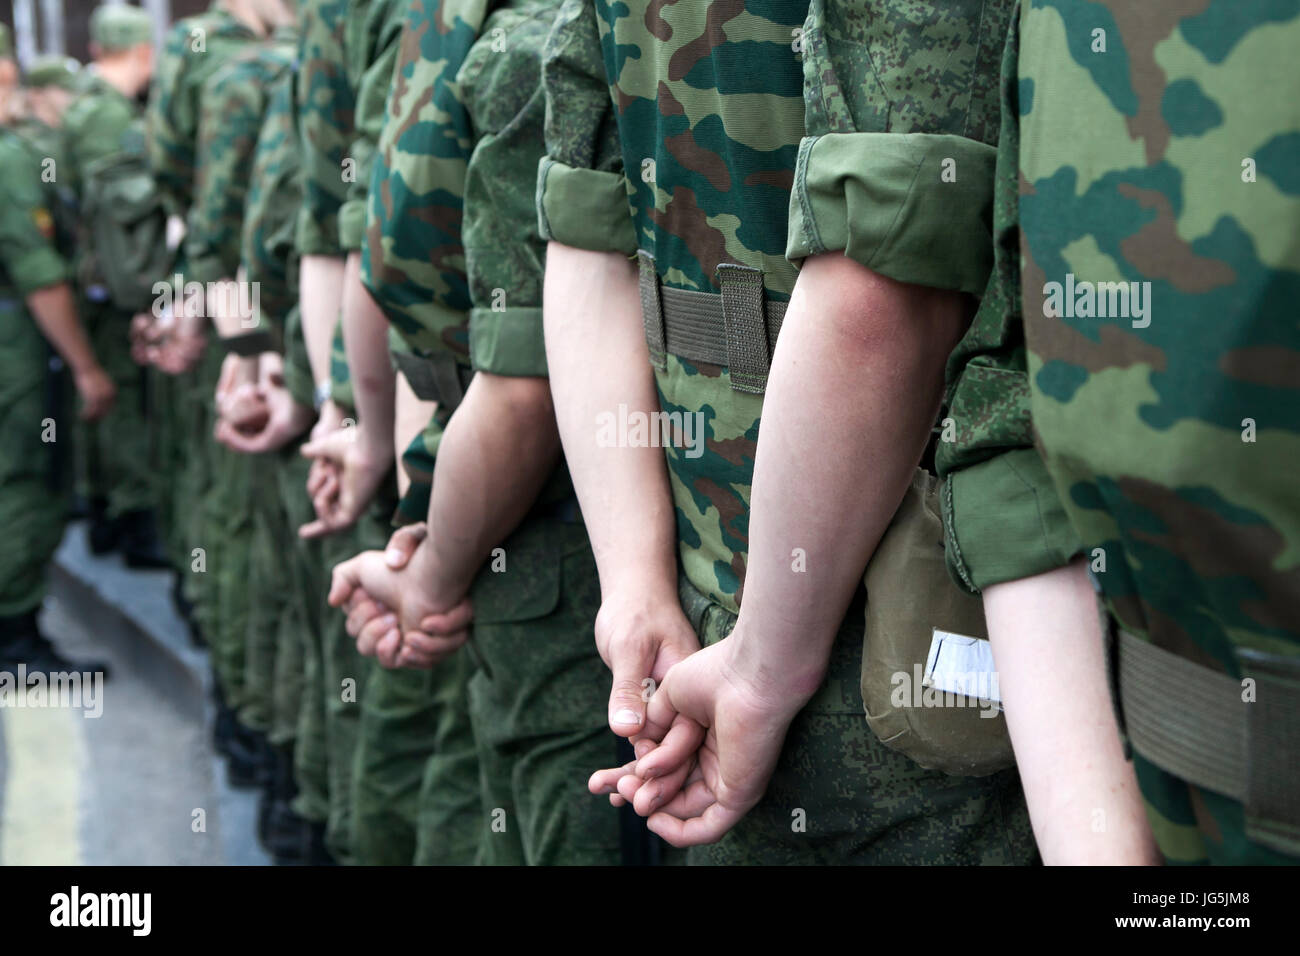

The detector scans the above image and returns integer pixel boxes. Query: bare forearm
[341,251,395,455]
[393,373,436,497]
[984,561,1160,865]
[299,254,345,387]
[27,283,100,374]
[730,255,966,699]
[543,243,678,603]
[422,373,561,598]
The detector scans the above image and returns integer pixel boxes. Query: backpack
[77,150,174,313]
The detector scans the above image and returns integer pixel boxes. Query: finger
[416,601,474,636]
[647,777,718,824]
[298,518,331,540]
[345,602,389,638]
[327,563,359,608]
[357,620,397,659]
[632,751,696,817]
[605,636,657,738]
[647,802,744,849]
[375,629,404,668]
[636,714,707,782]
[398,630,467,659]
[588,761,637,796]
[384,523,428,568]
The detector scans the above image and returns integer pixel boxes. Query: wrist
[408,540,469,613]
[724,620,829,713]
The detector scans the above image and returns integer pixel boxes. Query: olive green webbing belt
[638,250,785,394]
[1117,628,1300,852]
[390,350,474,412]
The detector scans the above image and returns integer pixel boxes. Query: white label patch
[923,629,1002,709]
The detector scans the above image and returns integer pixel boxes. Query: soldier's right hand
[75,365,117,422]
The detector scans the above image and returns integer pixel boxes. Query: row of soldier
[0,0,1294,866]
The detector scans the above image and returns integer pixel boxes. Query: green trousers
[678,580,1036,865]
[352,653,479,865]
[0,379,66,616]
[315,494,392,863]
[278,450,329,825]
[242,450,300,741]
[462,512,622,865]
[76,303,154,518]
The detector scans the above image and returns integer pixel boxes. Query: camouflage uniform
[537,0,1035,863]
[369,0,624,865]
[63,65,159,537]
[939,1,1300,865]
[354,0,489,866]
[295,0,402,864]
[0,130,72,619]
[187,32,298,744]
[145,3,260,573]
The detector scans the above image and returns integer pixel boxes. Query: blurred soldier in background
[65,3,172,568]
[0,26,114,678]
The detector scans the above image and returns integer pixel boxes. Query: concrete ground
[0,522,268,865]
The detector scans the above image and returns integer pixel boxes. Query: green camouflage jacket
[186,29,298,285]
[0,129,73,402]
[241,65,304,361]
[62,73,142,198]
[147,2,260,221]
[938,1,1300,862]
[539,0,1012,614]
[360,0,488,358]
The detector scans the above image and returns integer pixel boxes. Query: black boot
[212,685,265,788]
[304,820,337,866]
[260,744,315,865]
[0,611,112,678]
[119,509,172,570]
[87,497,120,555]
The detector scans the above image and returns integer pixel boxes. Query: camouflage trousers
[278,450,329,825]
[462,510,622,865]
[678,579,1037,865]
[76,304,154,518]
[1132,754,1299,865]
[243,447,303,746]
[352,653,480,865]
[315,490,393,863]
[0,378,66,616]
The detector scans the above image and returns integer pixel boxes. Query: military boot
[118,509,172,570]
[0,611,112,678]
[87,496,119,555]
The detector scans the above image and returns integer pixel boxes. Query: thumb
[606,637,657,738]
[300,430,345,463]
[384,522,427,568]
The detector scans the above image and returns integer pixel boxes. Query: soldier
[0,41,114,677]
[142,0,263,632]
[289,0,405,864]
[939,2,1300,865]
[329,0,628,865]
[184,7,297,803]
[293,0,478,867]
[10,56,81,166]
[63,3,171,568]
[212,54,327,864]
[534,0,1037,864]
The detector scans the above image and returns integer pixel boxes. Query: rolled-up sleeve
[787,0,1010,295]
[935,3,1081,593]
[536,0,635,255]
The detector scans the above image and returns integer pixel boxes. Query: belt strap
[1117,629,1300,853]
[391,350,473,412]
[638,250,786,394]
